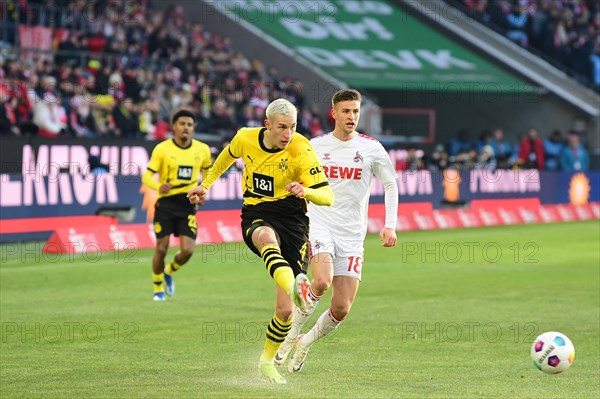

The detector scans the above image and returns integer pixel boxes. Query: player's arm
[374,146,398,247]
[194,146,213,206]
[286,143,334,206]
[142,145,171,194]
[201,145,238,189]
[286,181,334,206]
[188,140,240,203]
[142,169,160,190]
[304,183,334,206]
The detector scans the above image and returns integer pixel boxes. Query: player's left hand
[285,181,306,198]
[187,185,208,204]
[380,227,397,247]
[195,196,206,206]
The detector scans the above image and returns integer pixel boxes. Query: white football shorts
[309,221,365,281]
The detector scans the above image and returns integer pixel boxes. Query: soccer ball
[530,331,575,374]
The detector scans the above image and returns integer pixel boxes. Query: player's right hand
[285,181,306,198]
[159,183,172,194]
[187,185,208,204]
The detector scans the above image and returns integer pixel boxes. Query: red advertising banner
[42,210,242,253]
[38,202,599,254]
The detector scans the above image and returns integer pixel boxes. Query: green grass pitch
[1,221,599,398]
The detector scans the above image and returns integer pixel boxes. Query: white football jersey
[308,133,398,243]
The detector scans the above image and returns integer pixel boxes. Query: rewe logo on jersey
[323,165,363,180]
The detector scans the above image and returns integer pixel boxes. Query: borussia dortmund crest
[278,159,289,173]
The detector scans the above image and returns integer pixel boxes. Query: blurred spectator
[299,104,326,138]
[0,95,20,136]
[489,128,514,168]
[506,2,529,46]
[447,129,476,167]
[529,0,553,54]
[138,98,158,140]
[475,129,492,153]
[476,144,497,170]
[237,104,262,128]
[427,144,450,172]
[397,148,425,171]
[518,127,545,169]
[209,99,237,138]
[560,131,590,171]
[69,94,96,138]
[447,129,473,157]
[112,98,140,139]
[91,95,116,138]
[543,130,565,170]
[33,92,68,138]
[56,31,81,66]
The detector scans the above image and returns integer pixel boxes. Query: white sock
[286,286,321,342]
[300,308,341,348]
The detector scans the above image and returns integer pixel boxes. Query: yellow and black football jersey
[146,139,212,198]
[203,127,328,206]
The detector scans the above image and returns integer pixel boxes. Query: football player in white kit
[275,89,399,372]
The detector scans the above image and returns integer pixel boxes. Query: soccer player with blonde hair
[187,98,334,384]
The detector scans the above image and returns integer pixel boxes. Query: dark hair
[332,89,361,106]
[171,109,196,125]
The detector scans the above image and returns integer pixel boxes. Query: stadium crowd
[0,0,329,142]
[413,126,590,172]
[0,0,592,173]
[445,0,600,90]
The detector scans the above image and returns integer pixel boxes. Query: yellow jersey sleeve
[228,129,244,158]
[202,147,237,189]
[297,140,333,206]
[298,141,328,189]
[146,143,164,175]
[201,144,213,170]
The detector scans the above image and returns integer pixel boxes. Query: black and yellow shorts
[241,197,309,276]
[153,194,197,239]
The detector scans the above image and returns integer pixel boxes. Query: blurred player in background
[142,109,212,301]
[187,98,334,384]
[276,89,399,372]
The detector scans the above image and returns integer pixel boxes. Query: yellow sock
[153,273,164,293]
[260,244,295,295]
[260,314,292,363]
[273,267,295,295]
[165,260,181,275]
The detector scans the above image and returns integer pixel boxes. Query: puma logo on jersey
[323,165,363,180]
